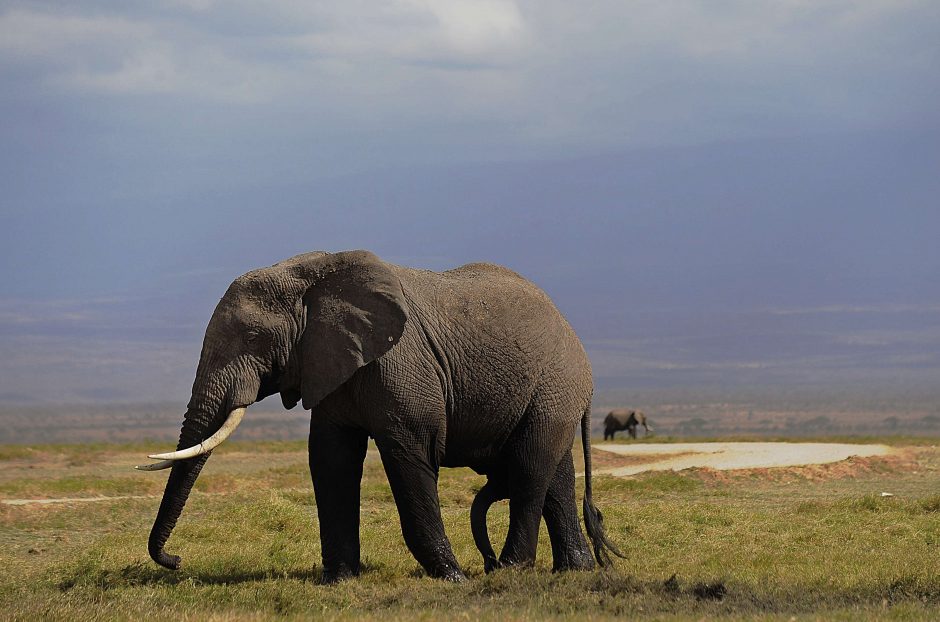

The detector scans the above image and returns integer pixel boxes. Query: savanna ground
[2,436,940,620]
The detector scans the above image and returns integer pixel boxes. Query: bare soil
[592,441,896,476]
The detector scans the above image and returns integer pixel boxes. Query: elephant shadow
[62,561,731,604]
[59,560,329,591]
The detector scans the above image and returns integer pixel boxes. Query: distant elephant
[604,409,651,440]
[138,250,621,583]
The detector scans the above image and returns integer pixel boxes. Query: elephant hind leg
[471,479,507,573]
[497,409,570,568]
[543,449,594,572]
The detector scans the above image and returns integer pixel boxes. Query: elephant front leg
[309,418,368,584]
[377,439,465,582]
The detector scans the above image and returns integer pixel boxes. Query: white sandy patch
[593,442,895,476]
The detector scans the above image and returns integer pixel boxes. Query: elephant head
[138,250,408,570]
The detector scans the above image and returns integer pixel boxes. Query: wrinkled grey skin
[604,409,651,440]
[148,250,621,582]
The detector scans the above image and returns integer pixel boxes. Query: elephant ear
[299,251,408,409]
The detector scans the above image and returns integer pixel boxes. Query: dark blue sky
[1,2,938,403]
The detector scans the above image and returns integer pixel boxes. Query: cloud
[0,7,294,102]
[510,0,940,145]
[2,0,935,145]
[0,9,148,57]
[290,1,528,66]
[0,2,528,104]
[66,45,289,102]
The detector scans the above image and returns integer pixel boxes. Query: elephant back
[394,262,590,380]
[607,409,635,425]
[389,262,593,455]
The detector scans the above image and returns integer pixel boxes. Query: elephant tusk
[147,407,247,461]
[135,460,175,471]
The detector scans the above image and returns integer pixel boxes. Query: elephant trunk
[470,481,506,573]
[148,409,215,570]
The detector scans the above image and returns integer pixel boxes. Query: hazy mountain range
[2,129,937,405]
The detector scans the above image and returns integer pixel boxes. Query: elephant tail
[581,404,625,567]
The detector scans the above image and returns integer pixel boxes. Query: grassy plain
[2,437,940,620]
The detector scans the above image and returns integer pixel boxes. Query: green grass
[2,439,940,620]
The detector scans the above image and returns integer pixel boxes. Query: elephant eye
[246,330,259,342]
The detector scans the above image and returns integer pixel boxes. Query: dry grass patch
[2,439,940,620]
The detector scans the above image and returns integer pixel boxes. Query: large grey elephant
[604,409,651,440]
[138,250,621,582]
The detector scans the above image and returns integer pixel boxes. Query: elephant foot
[441,567,467,582]
[426,560,466,582]
[496,555,535,570]
[319,562,360,585]
[483,556,503,574]
[552,548,596,573]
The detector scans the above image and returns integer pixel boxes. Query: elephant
[603,409,651,440]
[138,250,622,582]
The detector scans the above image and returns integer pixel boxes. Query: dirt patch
[691,450,920,484]
[590,449,698,471]
[592,442,897,476]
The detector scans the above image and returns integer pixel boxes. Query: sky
[1,1,939,405]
